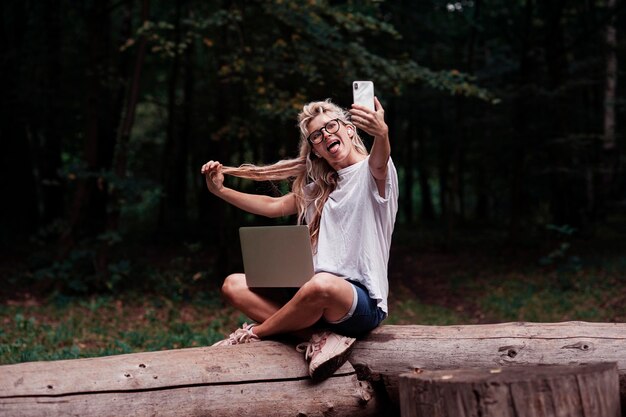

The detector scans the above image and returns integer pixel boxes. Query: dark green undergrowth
[0,291,249,365]
[386,260,625,327]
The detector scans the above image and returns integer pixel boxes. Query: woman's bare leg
[252,272,354,339]
[220,273,284,323]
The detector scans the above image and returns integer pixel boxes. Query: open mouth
[327,140,340,153]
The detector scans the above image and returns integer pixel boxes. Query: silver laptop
[239,225,314,287]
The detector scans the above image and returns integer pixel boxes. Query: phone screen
[352,81,375,111]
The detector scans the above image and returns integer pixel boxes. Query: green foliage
[124,0,495,126]
[106,260,131,291]
[31,249,98,294]
[59,165,164,219]
[539,224,583,273]
[20,223,134,295]
[22,237,217,298]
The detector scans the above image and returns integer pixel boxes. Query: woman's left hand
[349,96,388,138]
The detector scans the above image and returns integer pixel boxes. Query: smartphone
[352,81,375,112]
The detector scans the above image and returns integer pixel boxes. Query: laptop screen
[239,225,314,287]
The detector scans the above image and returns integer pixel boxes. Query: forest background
[1,0,625,364]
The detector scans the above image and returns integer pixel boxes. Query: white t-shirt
[305,156,399,314]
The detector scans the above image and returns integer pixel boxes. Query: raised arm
[201,160,298,218]
[350,96,390,196]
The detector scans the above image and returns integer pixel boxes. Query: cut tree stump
[350,322,626,413]
[399,363,621,417]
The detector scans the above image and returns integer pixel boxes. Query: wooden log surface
[0,341,379,417]
[399,363,621,417]
[2,321,626,416]
[350,322,626,410]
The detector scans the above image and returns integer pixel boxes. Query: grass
[477,267,624,323]
[0,292,247,365]
[386,298,464,325]
[389,262,624,325]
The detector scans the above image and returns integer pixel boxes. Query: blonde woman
[201,97,398,380]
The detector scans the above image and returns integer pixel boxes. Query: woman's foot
[296,331,356,380]
[212,323,260,346]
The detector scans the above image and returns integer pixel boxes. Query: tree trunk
[39,0,64,226]
[60,0,113,252]
[598,0,618,218]
[545,0,576,228]
[2,323,626,417]
[0,1,40,244]
[0,341,379,417]
[159,0,188,236]
[417,127,435,222]
[438,134,451,236]
[604,0,618,85]
[401,104,415,224]
[508,0,533,240]
[180,25,196,229]
[78,0,150,280]
[474,164,489,221]
[399,363,620,417]
[109,0,150,232]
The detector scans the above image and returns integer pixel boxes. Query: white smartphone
[352,81,375,112]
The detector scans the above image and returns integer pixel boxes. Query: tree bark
[109,0,150,232]
[544,0,576,228]
[60,0,113,252]
[38,0,64,226]
[401,102,415,224]
[508,0,533,240]
[0,1,40,243]
[598,0,618,218]
[417,127,435,222]
[0,341,379,417]
[159,0,189,236]
[399,363,620,417]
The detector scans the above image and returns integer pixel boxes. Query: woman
[201,97,398,380]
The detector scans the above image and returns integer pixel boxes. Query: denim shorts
[324,280,386,338]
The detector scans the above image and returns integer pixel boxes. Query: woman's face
[307,114,362,170]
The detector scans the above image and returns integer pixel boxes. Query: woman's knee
[301,273,341,301]
[221,273,247,302]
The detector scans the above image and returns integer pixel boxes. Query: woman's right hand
[201,160,225,194]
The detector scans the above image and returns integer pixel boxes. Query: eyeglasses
[307,119,343,145]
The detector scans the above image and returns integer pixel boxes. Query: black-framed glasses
[307,119,343,145]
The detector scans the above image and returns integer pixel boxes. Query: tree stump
[399,363,621,417]
[351,322,626,410]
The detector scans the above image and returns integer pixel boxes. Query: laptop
[239,225,315,287]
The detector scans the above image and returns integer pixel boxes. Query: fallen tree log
[1,321,625,416]
[0,341,379,417]
[350,321,626,414]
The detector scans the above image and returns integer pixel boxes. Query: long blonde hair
[223,99,368,248]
